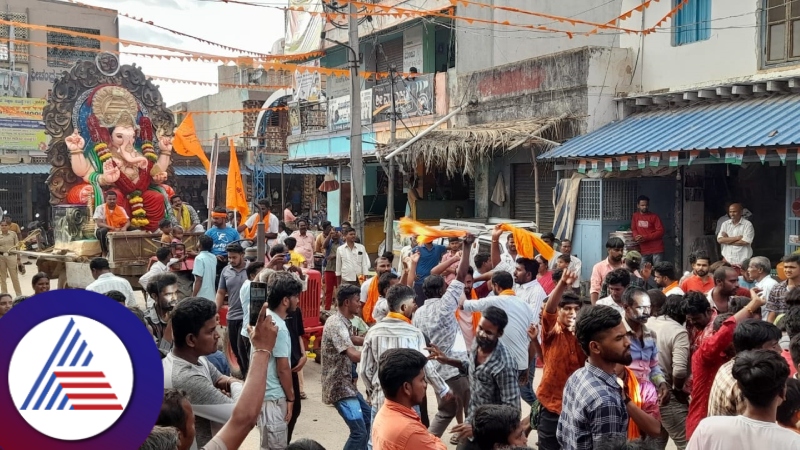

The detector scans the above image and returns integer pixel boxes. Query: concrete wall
[455,0,623,73]
[452,46,634,129]
[619,0,800,93]
[19,0,118,99]
[173,89,270,146]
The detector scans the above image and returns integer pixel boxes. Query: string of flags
[575,148,791,174]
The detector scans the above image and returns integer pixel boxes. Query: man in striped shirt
[361,284,453,448]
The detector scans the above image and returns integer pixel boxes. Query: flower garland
[128,190,149,228]
[141,141,158,163]
[95,142,111,163]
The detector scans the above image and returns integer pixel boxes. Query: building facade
[0,0,118,225]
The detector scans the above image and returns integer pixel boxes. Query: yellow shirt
[288,250,306,268]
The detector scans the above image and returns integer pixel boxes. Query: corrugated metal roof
[245,165,327,175]
[540,95,800,159]
[0,164,50,174]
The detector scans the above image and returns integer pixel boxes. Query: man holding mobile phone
[215,243,250,377]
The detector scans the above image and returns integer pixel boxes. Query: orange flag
[173,113,211,171]
[398,217,467,244]
[226,139,249,225]
[498,223,555,262]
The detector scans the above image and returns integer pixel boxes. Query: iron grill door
[512,163,557,233]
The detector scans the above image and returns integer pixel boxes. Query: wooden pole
[206,134,220,229]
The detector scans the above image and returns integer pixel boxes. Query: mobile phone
[284,253,291,262]
[335,227,343,232]
[249,282,268,327]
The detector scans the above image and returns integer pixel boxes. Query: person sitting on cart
[93,191,130,258]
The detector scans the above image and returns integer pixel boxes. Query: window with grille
[765,0,800,65]
[672,0,711,46]
[46,26,101,68]
[577,180,600,220]
[602,180,637,221]
[0,12,29,63]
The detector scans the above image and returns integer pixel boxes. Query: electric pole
[385,65,397,252]
[348,1,365,241]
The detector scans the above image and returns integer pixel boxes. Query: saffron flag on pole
[226,139,249,226]
[173,113,211,171]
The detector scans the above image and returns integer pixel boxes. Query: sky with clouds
[82,0,286,105]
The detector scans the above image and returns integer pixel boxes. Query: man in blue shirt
[413,241,447,305]
[192,235,218,301]
[260,271,302,450]
[205,206,241,281]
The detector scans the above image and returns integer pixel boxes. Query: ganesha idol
[63,85,175,232]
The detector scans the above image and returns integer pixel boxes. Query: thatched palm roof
[387,115,579,177]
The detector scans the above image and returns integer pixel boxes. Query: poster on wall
[326,65,349,99]
[329,93,374,131]
[293,60,322,103]
[0,97,48,151]
[285,0,324,55]
[403,26,424,73]
[328,96,351,131]
[0,69,28,98]
[288,102,301,135]
[372,73,434,123]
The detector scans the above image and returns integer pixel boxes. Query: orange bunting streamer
[497,223,555,262]
[398,217,467,245]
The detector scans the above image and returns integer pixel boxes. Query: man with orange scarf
[93,190,130,257]
[361,256,393,325]
[412,235,475,439]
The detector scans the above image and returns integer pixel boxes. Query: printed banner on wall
[372,73,435,123]
[328,93,372,132]
[0,69,28,98]
[285,0,325,55]
[293,59,322,103]
[0,97,47,151]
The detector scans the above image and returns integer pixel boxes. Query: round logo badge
[0,290,163,450]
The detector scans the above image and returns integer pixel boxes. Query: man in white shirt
[360,256,393,303]
[717,203,755,266]
[85,257,137,307]
[596,268,631,317]
[557,239,582,290]
[509,257,548,404]
[748,256,779,303]
[336,228,370,286]
[139,247,178,304]
[688,349,800,449]
[239,199,280,247]
[462,271,536,383]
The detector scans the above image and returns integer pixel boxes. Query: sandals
[449,434,460,445]
[300,392,308,400]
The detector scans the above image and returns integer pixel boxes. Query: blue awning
[245,165,326,175]
[540,94,800,159]
[0,164,50,174]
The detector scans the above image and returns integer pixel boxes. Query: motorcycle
[21,213,54,251]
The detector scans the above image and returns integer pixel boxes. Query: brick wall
[242,99,261,141]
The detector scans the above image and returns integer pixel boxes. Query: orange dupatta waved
[498,223,555,262]
[363,276,380,324]
[105,204,128,229]
[398,217,467,244]
[455,289,483,333]
[623,366,643,440]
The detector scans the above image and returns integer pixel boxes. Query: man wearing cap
[631,195,665,265]
[599,250,654,298]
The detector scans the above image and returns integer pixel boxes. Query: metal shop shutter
[511,163,557,233]
[376,37,404,74]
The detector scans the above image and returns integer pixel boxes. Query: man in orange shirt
[372,348,447,450]
[680,251,714,294]
[533,270,586,450]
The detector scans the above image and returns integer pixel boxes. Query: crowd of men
[5,194,800,450]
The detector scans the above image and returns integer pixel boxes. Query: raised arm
[490,226,503,268]
[545,270,578,314]
[210,303,277,450]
